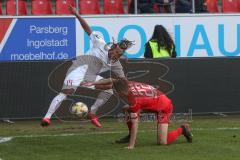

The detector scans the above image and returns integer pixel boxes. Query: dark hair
[150,25,175,56]
[112,78,129,94]
[109,38,134,55]
[118,39,134,51]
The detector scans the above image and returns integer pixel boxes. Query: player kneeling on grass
[111,78,193,149]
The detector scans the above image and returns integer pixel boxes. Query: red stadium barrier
[222,0,240,13]
[103,0,125,14]
[239,0,240,11]
[31,0,53,15]
[80,0,101,14]
[206,0,219,13]
[56,0,76,15]
[6,0,27,15]
[128,0,132,13]
[0,1,2,15]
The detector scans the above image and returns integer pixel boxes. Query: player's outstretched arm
[69,5,92,36]
[93,78,115,90]
[127,113,139,149]
[94,78,114,85]
[95,84,113,90]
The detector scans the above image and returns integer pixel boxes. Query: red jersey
[127,81,172,114]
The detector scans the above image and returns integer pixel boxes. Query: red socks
[167,127,183,144]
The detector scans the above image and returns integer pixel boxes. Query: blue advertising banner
[76,15,240,58]
[0,17,76,61]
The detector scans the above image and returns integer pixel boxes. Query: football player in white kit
[41,5,133,128]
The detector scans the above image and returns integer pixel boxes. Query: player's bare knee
[130,113,138,122]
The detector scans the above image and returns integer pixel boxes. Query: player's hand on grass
[125,146,134,150]
[69,4,77,16]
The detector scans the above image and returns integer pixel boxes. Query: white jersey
[62,32,125,90]
[88,32,110,64]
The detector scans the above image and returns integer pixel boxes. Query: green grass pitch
[0,116,240,160]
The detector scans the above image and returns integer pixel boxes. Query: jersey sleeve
[90,32,106,48]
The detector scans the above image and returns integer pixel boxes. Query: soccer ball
[71,102,88,117]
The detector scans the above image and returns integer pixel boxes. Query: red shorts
[129,95,173,124]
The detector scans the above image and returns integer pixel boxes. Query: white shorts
[62,65,103,90]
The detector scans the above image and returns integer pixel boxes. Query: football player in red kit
[110,78,193,149]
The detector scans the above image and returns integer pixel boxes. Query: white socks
[45,89,113,118]
[90,90,113,114]
[44,93,67,119]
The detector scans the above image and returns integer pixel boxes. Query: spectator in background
[129,0,155,13]
[194,0,208,13]
[155,0,174,13]
[175,0,192,13]
[144,25,176,58]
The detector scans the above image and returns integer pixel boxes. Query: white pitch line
[192,127,240,131]
[0,137,13,144]
[0,127,239,141]
[13,131,126,138]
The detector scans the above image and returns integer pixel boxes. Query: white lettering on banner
[29,25,68,36]
[25,25,70,60]
[27,39,68,49]
[10,51,69,60]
